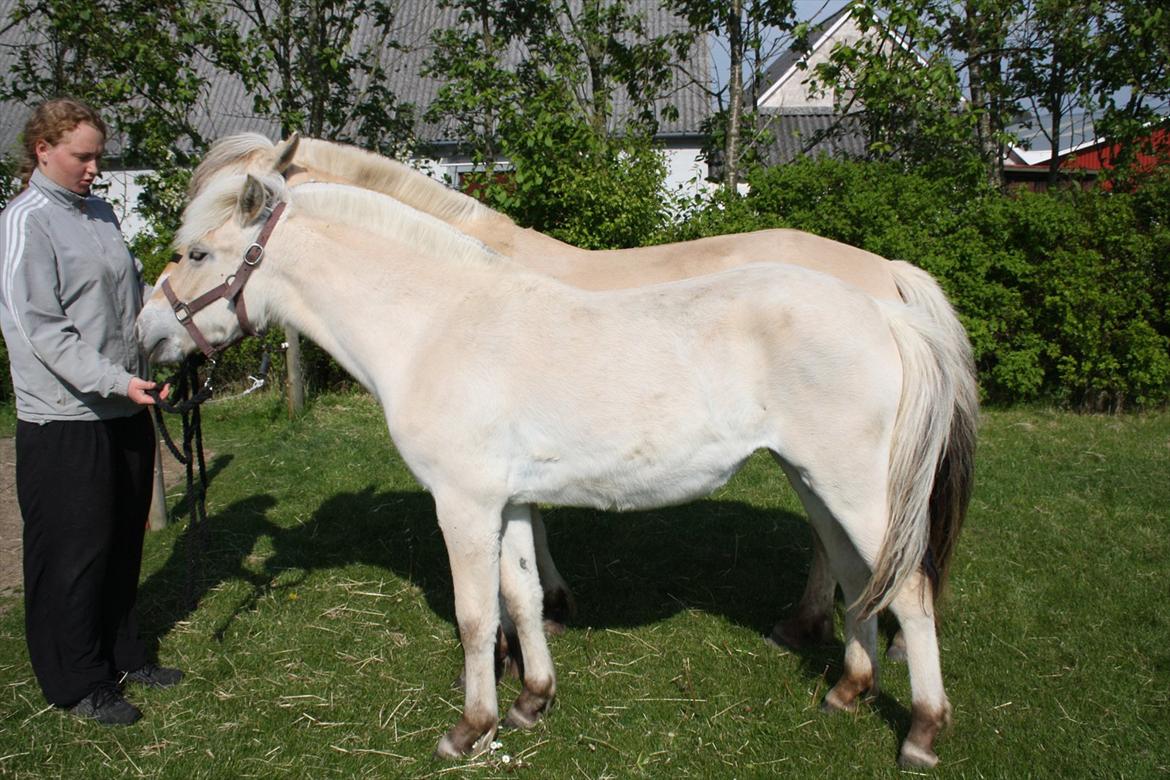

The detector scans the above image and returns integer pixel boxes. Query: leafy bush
[665,156,1170,410]
[470,85,671,250]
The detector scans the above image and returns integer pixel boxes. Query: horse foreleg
[887,570,951,769]
[433,495,503,759]
[770,530,836,649]
[530,506,576,633]
[499,504,556,729]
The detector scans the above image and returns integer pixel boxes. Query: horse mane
[291,182,500,266]
[179,174,499,270]
[188,133,277,197]
[295,137,500,227]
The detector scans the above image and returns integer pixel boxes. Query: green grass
[1,394,1167,778]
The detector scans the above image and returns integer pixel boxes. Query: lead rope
[147,357,214,609]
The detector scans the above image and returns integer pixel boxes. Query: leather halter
[161,202,286,360]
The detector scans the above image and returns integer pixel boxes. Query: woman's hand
[127,376,170,405]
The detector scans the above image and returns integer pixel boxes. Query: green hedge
[666,158,1170,410]
[2,158,1167,410]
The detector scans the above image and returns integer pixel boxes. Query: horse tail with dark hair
[856,261,977,617]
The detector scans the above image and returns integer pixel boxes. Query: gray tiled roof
[759,107,867,164]
[1,0,710,163]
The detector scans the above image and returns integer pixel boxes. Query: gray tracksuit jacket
[0,168,145,423]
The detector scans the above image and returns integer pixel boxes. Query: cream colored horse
[140,173,973,767]
[188,133,978,654]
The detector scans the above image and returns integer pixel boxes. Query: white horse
[188,133,979,653]
[139,173,972,767]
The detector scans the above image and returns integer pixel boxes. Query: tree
[200,0,417,414]
[801,0,1169,188]
[666,0,797,190]
[802,0,1011,184]
[1009,0,1096,187]
[0,0,215,222]
[424,0,681,247]
[1086,1,1170,184]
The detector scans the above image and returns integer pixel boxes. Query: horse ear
[272,132,300,174]
[237,174,271,225]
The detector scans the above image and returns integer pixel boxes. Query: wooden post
[286,327,305,417]
[148,421,168,530]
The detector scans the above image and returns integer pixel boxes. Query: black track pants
[17,411,154,707]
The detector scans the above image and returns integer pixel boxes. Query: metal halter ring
[243,242,265,265]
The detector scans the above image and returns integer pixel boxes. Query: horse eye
[188,249,208,262]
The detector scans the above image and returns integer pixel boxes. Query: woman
[0,97,180,725]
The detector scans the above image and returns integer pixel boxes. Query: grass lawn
[0,392,1167,778]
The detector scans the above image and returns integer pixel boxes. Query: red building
[1004,125,1170,191]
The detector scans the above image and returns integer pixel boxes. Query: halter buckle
[243,242,264,265]
[173,302,193,324]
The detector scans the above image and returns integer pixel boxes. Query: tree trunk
[724,0,744,191]
[285,327,305,416]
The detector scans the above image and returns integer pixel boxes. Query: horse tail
[855,261,978,618]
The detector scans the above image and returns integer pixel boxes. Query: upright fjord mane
[181,174,500,270]
[296,138,495,227]
[189,133,497,228]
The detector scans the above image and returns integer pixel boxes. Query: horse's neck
[462,217,588,278]
[260,221,518,392]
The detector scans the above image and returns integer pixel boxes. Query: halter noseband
[161,201,287,360]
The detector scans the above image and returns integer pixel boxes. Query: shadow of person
[134,491,278,654]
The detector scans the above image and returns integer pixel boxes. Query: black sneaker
[122,662,184,689]
[70,682,142,725]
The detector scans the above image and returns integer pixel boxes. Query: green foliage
[471,86,670,249]
[666,156,1170,409]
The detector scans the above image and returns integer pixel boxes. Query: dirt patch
[0,436,190,613]
[0,438,18,606]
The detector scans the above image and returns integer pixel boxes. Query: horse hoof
[503,689,553,730]
[820,690,858,714]
[434,720,497,759]
[886,630,908,663]
[768,615,832,650]
[898,741,940,769]
[543,587,576,630]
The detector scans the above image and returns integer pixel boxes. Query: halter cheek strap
[161,201,287,360]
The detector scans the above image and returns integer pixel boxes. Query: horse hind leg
[822,601,879,713]
[499,504,556,730]
[887,570,951,768]
[530,505,576,634]
[770,530,836,650]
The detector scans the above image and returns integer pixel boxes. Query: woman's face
[35,121,105,195]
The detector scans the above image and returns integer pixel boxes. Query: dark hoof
[434,718,497,759]
[542,587,576,631]
[503,688,553,730]
[886,630,907,663]
[768,614,833,650]
[898,742,940,769]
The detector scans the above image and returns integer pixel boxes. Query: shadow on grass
[134,481,916,739]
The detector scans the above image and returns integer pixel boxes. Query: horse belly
[511,434,756,512]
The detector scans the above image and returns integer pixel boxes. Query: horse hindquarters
[776,298,959,767]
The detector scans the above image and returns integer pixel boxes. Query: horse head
[139,173,288,364]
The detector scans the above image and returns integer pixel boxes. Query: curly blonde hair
[19,97,108,189]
